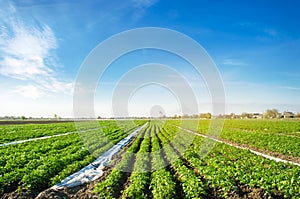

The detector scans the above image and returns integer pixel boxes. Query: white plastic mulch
[0,132,75,147]
[52,123,147,189]
[177,126,300,167]
[0,128,101,147]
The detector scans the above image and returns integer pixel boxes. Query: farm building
[283,111,295,118]
[252,113,263,119]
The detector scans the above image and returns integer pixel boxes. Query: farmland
[0,119,299,198]
[0,120,146,198]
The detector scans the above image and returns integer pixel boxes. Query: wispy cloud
[256,28,280,42]
[132,0,158,9]
[131,0,158,20]
[235,21,280,41]
[280,86,300,90]
[221,58,248,66]
[264,29,278,37]
[0,22,57,79]
[0,2,72,98]
[12,85,45,99]
[235,22,257,27]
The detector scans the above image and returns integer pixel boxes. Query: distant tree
[21,116,26,120]
[54,114,61,120]
[229,113,236,119]
[241,112,251,119]
[182,114,189,118]
[263,109,279,119]
[200,113,211,119]
[206,113,212,119]
[216,114,224,119]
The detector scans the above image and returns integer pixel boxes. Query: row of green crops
[183,137,300,198]
[1,119,298,198]
[173,119,300,157]
[0,122,77,144]
[165,122,300,198]
[81,121,143,157]
[94,124,149,198]
[178,119,300,135]
[0,134,92,193]
[219,128,300,157]
[223,119,300,135]
[0,119,147,144]
[120,125,152,198]
[94,121,300,198]
[0,120,146,197]
[94,122,180,199]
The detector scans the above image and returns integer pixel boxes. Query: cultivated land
[0,119,299,198]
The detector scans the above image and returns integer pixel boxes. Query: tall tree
[263,109,279,119]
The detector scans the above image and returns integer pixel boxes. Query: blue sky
[0,0,299,117]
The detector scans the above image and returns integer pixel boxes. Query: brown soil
[227,186,270,199]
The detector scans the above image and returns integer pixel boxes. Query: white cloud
[12,85,45,99]
[132,0,158,9]
[264,29,278,38]
[0,2,72,98]
[280,86,300,90]
[221,58,248,66]
[131,0,158,20]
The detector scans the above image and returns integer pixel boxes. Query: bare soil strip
[177,126,300,167]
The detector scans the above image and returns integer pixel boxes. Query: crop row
[220,128,300,157]
[0,122,77,144]
[160,122,300,198]
[121,125,151,198]
[81,121,141,157]
[0,120,145,144]
[94,124,149,198]
[0,120,146,197]
[223,119,300,135]
[177,119,300,135]
[183,136,300,198]
[95,121,300,198]
[94,122,205,198]
[172,119,300,158]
